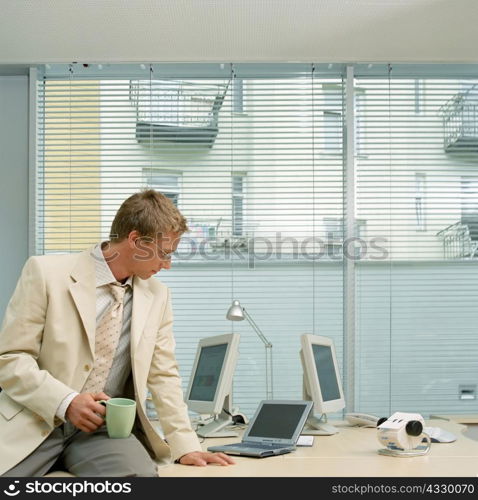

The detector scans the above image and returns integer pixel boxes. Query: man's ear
[127,230,141,247]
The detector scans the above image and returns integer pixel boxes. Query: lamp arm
[242,308,273,348]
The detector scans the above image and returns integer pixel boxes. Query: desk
[158,420,478,477]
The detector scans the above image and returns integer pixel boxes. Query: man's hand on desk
[178,451,235,467]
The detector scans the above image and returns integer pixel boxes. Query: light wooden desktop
[158,419,478,477]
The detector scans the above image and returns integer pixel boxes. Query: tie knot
[109,282,126,303]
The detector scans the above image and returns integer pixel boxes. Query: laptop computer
[207,400,313,458]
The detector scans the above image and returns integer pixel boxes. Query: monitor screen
[185,333,240,437]
[188,343,228,402]
[312,344,341,402]
[300,334,345,417]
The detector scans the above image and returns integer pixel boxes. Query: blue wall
[0,76,29,318]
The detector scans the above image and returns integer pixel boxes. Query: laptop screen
[247,402,310,439]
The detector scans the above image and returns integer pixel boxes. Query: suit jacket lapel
[69,248,97,358]
[68,248,155,359]
[131,277,154,355]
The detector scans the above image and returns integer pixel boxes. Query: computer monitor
[300,333,345,435]
[185,333,240,438]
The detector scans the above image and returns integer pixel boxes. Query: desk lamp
[226,300,274,399]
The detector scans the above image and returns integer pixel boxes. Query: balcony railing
[439,85,478,153]
[436,221,478,259]
[184,217,258,251]
[129,79,229,146]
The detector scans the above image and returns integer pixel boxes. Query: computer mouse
[232,413,248,425]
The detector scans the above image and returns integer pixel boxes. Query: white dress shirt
[56,242,134,421]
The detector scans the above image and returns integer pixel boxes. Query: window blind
[36,64,345,417]
[354,66,478,416]
[35,63,478,419]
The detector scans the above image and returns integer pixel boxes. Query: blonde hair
[110,190,188,241]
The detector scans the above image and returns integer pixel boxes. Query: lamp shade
[226,300,245,321]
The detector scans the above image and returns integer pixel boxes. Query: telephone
[345,412,380,427]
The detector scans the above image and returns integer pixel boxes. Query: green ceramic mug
[99,398,136,438]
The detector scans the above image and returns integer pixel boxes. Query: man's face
[130,231,180,279]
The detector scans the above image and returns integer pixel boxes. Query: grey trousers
[3,422,158,477]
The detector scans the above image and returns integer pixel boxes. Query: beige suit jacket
[0,248,202,475]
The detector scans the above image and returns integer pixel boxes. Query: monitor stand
[196,409,238,438]
[301,414,339,436]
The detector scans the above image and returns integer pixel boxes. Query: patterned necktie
[83,283,127,394]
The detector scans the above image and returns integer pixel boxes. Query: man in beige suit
[0,190,234,476]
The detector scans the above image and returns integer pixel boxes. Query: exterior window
[322,84,343,153]
[415,173,426,231]
[144,171,181,207]
[461,176,478,240]
[232,175,245,236]
[461,177,478,218]
[324,111,341,151]
[414,80,425,115]
[355,88,365,156]
[233,78,244,114]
